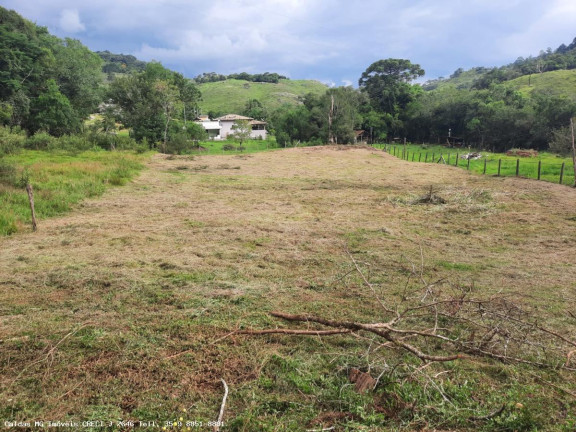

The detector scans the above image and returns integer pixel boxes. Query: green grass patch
[0,150,150,235]
[381,143,575,186]
[186,138,283,155]
[506,69,576,102]
[436,260,476,271]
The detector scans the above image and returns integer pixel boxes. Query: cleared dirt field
[1,147,575,430]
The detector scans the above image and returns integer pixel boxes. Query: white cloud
[59,9,85,33]
[4,0,576,81]
[499,0,576,59]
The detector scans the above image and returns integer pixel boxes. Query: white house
[195,115,222,140]
[215,114,268,140]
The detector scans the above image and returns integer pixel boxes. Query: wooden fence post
[559,162,565,184]
[483,158,487,174]
[425,153,428,162]
[25,183,37,232]
[515,159,520,177]
[571,118,576,187]
[455,153,459,167]
[447,154,450,165]
[412,153,415,162]
[467,157,470,170]
[419,153,422,162]
[537,160,541,180]
[497,159,502,177]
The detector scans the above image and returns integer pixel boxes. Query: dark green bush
[25,132,55,150]
[46,134,92,153]
[0,127,25,155]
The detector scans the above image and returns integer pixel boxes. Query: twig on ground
[306,427,335,432]
[213,378,229,432]
[469,404,507,421]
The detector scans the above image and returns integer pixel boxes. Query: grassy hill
[422,67,490,91]
[505,69,576,100]
[197,79,328,114]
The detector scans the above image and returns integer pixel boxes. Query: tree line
[0,6,205,154]
[0,7,102,136]
[194,71,289,84]
[271,47,576,154]
[2,4,575,156]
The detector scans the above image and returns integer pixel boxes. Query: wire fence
[381,145,576,187]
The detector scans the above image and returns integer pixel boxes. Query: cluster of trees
[0,6,206,154]
[274,88,363,146]
[273,40,576,151]
[273,59,425,146]
[194,71,288,84]
[0,7,103,136]
[107,62,205,152]
[402,37,576,152]
[405,84,576,152]
[97,51,147,75]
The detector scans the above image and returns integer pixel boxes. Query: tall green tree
[54,38,103,120]
[359,59,424,139]
[29,79,79,136]
[322,87,361,144]
[243,99,267,121]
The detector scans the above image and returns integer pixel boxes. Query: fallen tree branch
[269,312,465,363]
[237,328,352,336]
[213,378,228,432]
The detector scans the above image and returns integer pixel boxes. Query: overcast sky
[4,0,576,86]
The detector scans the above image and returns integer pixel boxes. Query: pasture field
[381,143,575,186]
[1,147,575,430]
[0,150,148,236]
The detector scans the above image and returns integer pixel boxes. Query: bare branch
[213,379,228,432]
[238,329,352,336]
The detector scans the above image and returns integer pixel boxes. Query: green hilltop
[196,79,328,115]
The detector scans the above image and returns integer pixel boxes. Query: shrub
[47,134,92,153]
[115,135,139,151]
[165,133,191,154]
[25,132,55,150]
[0,127,25,155]
[222,143,236,151]
[548,126,572,156]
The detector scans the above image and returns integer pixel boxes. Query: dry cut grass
[1,146,575,430]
